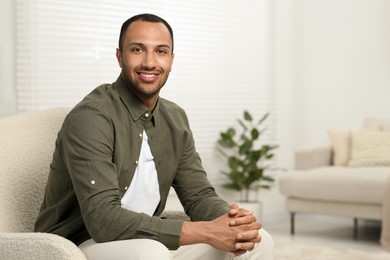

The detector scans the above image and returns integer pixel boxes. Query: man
[35,13,273,259]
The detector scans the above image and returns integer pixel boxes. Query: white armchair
[0,108,87,260]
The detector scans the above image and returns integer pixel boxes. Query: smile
[137,72,159,82]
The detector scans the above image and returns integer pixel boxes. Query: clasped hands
[179,203,262,256]
[229,204,262,256]
[210,203,262,257]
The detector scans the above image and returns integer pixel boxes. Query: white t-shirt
[121,130,160,216]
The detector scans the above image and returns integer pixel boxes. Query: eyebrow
[128,42,172,50]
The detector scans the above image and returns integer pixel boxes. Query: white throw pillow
[349,129,390,166]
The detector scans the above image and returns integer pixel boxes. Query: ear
[116,48,123,68]
[169,53,175,72]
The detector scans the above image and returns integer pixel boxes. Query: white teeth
[140,73,156,78]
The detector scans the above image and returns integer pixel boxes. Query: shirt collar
[113,75,158,126]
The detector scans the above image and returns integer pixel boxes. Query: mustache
[138,66,163,72]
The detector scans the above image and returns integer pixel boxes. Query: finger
[228,203,240,216]
[237,230,262,242]
[230,214,258,226]
[235,241,256,251]
[236,208,253,217]
[229,204,254,218]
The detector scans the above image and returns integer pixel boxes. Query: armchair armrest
[295,146,332,170]
[0,232,87,260]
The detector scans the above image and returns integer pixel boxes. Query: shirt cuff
[159,218,183,250]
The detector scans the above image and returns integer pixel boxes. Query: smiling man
[35,13,273,260]
[116,19,174,111]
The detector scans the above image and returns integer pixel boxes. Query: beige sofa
[0,107,87,260]
[279,118,390,248]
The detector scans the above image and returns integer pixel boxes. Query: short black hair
[118,13,174,53]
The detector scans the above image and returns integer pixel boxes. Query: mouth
[136,71,159,83]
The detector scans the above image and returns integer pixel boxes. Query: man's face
[116,21,174,99]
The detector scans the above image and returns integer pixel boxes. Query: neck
[141,95,159,112]
[128,87,159,112]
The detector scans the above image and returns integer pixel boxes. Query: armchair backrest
[0,107,70,232]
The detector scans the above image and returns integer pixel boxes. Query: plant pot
[234,200,263,222]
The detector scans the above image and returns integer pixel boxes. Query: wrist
[179,221,209,246]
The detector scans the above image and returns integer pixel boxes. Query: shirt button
[91,180,96,185]
[139,133,142,138]
[124,186,128,190]
[135,160,139,165]
[145,113,150,118]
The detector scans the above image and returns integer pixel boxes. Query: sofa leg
[291,212,295,235]
[353,218,358,239]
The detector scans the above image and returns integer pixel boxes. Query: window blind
[15,0,276,181]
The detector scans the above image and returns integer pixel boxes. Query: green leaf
[228,157,240,169]
[222,183,241,191]
[237,119,247,131]
[257,112,269,126]
[216,147,229,158]
[227,128,235,136]
[244,111,252,121]
[218,139,233,148]
[244,171,260,187]
[250,150,261,162]
[239,140,252,155]
[261,175,275,182]
[251,128,259,140]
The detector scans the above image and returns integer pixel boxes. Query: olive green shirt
[34,76,229,250]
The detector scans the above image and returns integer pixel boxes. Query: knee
[260,228,274,250]
[256,228,274,259]
[134,239,173,260]
[80,238,173,260]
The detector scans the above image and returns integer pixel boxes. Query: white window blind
[15,0,276,181]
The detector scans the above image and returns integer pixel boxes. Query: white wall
[0,0,16,117]
[290,0,390,149]
[275,0,390,163]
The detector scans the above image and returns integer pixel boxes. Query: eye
[157,48,169,55]
[131,47,143,53]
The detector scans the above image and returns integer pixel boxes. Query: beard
[120,64,169,98]
[123,73,163,97]
[121,59,169,98]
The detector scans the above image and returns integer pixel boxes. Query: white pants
[79,228,273,260]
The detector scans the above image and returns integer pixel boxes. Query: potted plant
[217,111,278,204]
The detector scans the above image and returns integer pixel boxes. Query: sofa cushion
[349,129,390,166]
[279,166,390,204]
[328,129,350,166]
[328,124,382,167]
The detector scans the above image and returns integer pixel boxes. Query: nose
[142,52,156,69]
